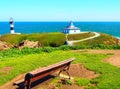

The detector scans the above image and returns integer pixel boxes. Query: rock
[115,39,120,44]
[18,40,39,49]
[0,41,10,51]
[118,40,120,44]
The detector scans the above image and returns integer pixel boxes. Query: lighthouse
[9,18,21,34]
[10,17,15,34]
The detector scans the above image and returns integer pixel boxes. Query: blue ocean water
[0,22,120,38]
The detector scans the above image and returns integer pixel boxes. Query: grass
[0,46,120,89]
[0,32,118,48]
[67,32,95,41]
[0,48,120,88]
[0,71,6,75]
[0,50,107,86]
[0,33,66,47]
[49,78,73,89]
[75,77,90,86]
[0,32,120,89]
[75,33,118,46]
[0,45,120,62]
[50,77,61,88]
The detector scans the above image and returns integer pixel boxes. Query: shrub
[42,47,55,53]
[58,45,71,50]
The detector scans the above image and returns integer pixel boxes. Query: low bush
[0,44,120,60]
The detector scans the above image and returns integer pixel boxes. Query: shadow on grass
[14,75,55,89]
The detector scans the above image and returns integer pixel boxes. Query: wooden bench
[13,58,75,89]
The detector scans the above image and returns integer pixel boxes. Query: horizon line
[1,21,120,22]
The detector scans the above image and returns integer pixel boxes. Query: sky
[0,0,120,21]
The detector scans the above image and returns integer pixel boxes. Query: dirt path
[67,32,100,45]
[0,74,25,89]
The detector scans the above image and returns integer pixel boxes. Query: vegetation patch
[0,33,66,47]
[75,77,90,86]
[1,45,119,62]
[0,67,13,76]
[67,32,95,41]
[75,33,118,46]
[0,50,107,86]
[0,32,119,48]
[0,71,6,76]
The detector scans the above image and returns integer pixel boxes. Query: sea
[0,22,120,39]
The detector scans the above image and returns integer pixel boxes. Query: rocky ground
[0,41,10,51]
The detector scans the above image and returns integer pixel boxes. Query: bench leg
[65,70,71,79]
[24,80,31,89]
[24,73,33,89]
[58,65,71,79]
[58,70,62,76]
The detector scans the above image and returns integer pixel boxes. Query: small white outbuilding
[62,21,80,34]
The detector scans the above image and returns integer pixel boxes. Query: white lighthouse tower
[9,18,21,34]
[10,17,15,34]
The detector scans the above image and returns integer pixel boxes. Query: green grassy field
[0,48,120,89]
[0,32,120,88]
[0,32,118,47]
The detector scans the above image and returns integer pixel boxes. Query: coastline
[115,36,120,39]
[0,22,120,37]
